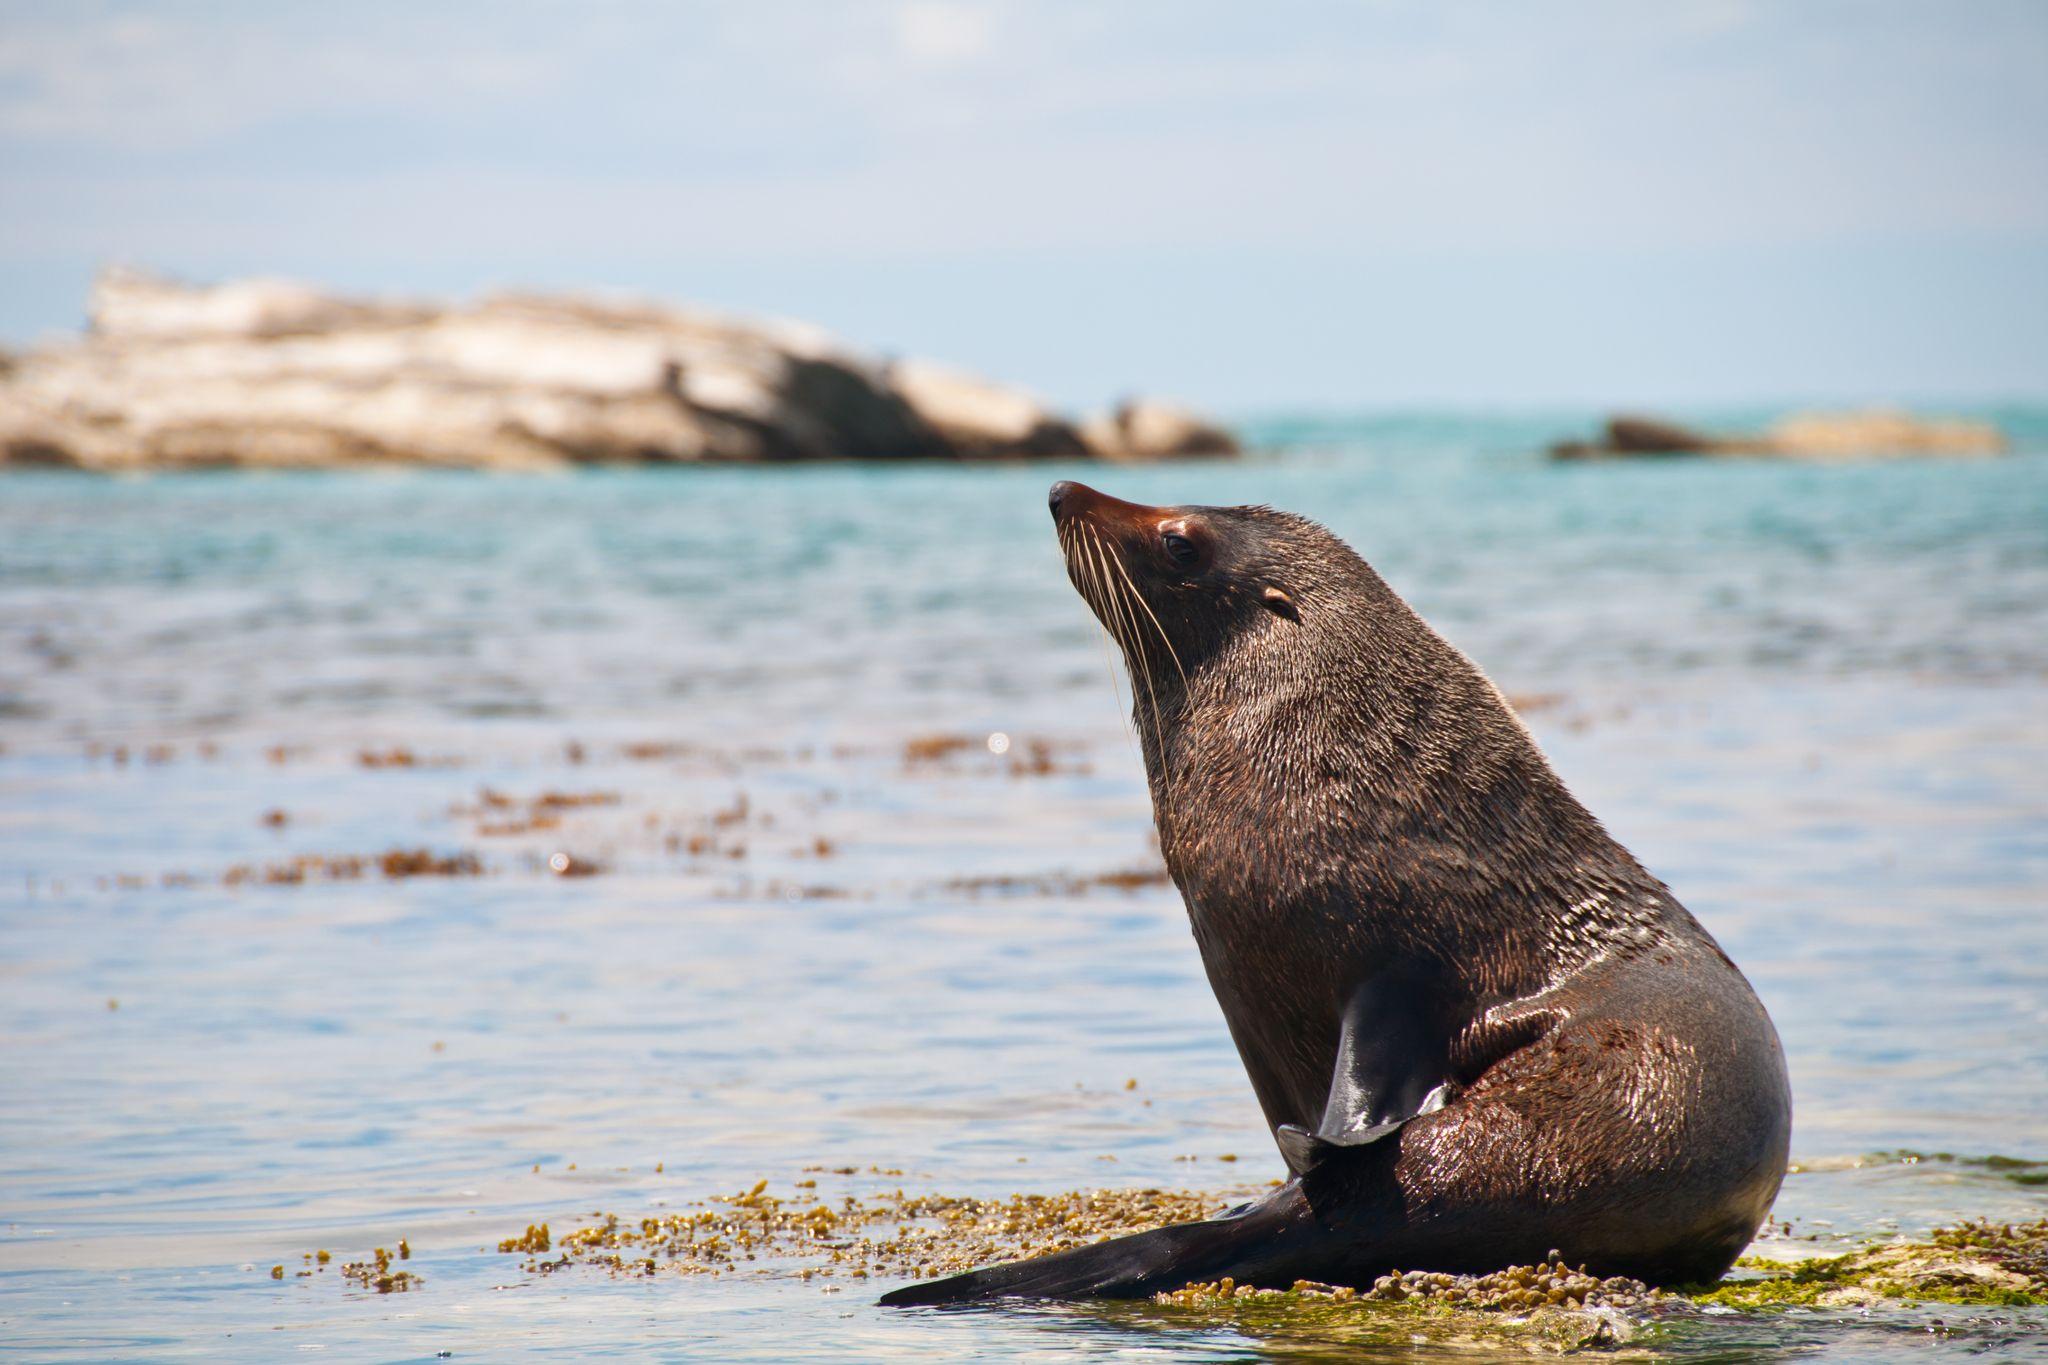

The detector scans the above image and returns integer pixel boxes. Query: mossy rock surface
[1693,1219,2048,1310]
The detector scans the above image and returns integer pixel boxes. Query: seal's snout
[1049,480,1113,523]
[1049,480,1157,532]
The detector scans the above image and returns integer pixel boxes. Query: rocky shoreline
[0,268,1238,471]
[1550,410,2006,461]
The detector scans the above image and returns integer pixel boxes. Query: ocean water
[1,411,2045,1360]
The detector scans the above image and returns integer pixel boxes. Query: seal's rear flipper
[878,1180,1313,1306]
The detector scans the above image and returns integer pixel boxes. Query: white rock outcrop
[887,359,1088,457]
[0,269,1238,470]
[1082,398,1241,461]
[1762,409,2007,459]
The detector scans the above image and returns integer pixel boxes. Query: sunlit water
[2,412,2045,1360]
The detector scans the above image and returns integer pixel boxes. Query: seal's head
[1047,480,1378,684]
[1046,477,1506,818]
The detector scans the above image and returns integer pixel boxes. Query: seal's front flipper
[1277,966,1456,1176]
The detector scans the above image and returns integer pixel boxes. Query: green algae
[1132,1229,2048,1355]
[1139,1266,1662,1354]
[1688,1218,2048,1311]
[1123,1283,1656,1355]
[1930,1218,2048,1288]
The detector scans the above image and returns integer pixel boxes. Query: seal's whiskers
[1065,524,1136,745]
[1088,525,1169,773]
[1102,536,1188,687]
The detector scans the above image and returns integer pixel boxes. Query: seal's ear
[1261,586,1299,621]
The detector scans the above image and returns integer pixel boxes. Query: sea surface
[1,411,2045,1360]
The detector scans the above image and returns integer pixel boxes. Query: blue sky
[1,0,2043,410]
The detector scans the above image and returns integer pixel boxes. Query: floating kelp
[944,866,1173,898]
[356,746,461,769]
[460,787,623,837]
[377,848,483,878]
[220,848,482,884]
[266,1241,418,1294]
[340,1243,419,1294]
[901,732,1089,778]
[496,1181,1234,1285]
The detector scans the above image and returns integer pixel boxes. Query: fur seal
[881,482,1790,1306]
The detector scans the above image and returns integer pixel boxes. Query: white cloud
[893,1,997,68]
[0,1,2041,255]
[0,9,561,149]
[1663,0,1755,40]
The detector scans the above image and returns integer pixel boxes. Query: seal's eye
[1162,531,1200,569]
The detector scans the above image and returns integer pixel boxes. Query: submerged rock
[1550,408,2005,461]
[0,268,1237,470]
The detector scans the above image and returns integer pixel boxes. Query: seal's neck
[1141,601,1684,992]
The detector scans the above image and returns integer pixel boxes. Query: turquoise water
[1,412,2045,1359]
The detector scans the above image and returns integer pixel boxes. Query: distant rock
[0,269,1238,470]
[886,359,1090,458]
[1550,408,2005,462]
[1763,410,2007,459]
[86,266,429,340]
[1082,398,1240,461]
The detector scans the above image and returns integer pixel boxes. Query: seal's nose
[1048,480,1076,520]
